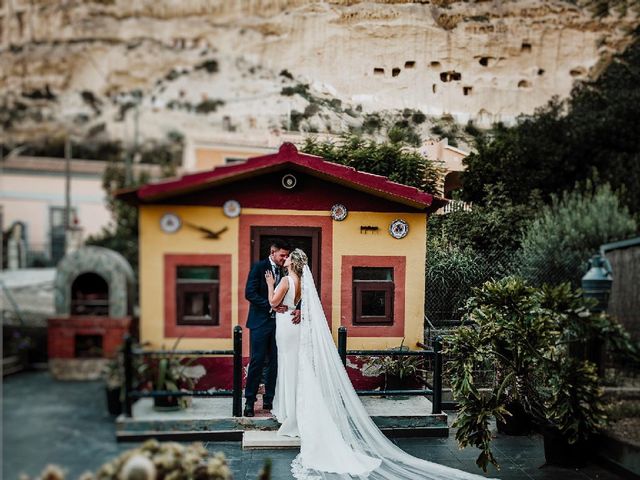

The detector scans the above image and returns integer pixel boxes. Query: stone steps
[116,396,448,442]
[243,430,300,449]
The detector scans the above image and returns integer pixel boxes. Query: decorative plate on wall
[223,199,242,218]
[160,213,182,234]
[330,204,348,221]
[389,219,409,239]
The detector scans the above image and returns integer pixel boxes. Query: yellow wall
[331,211,427,350]
[139,205,239,350]
[139,205,427,351]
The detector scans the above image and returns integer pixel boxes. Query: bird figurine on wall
[183,221,228,239]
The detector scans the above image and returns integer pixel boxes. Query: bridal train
[273,263,492,480]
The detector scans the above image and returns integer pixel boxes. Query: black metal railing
[337,326,444,414]
[122,325,243,417]
[123,325,444,418]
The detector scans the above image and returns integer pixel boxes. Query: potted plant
[137,338,197,411]
[103,353,124,415]
[103,339,147,416]
[445,277,638,472]
[365,339,426,394]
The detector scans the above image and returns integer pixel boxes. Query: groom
[243,239,291,417]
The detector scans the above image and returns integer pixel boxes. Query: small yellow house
[118,143,445,388]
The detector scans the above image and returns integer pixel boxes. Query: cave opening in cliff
[518,80,531,88]
[405,61,415,69]
[432,84,437,93]
[392,68,401,77]
[538,68,545,76]
[440,71,462,82]
[16,11,25,37]
[463,86,472,96]
[430,61,441,68]
[479,57,491,67]
[521,42,532,53]
[373,68,385,76]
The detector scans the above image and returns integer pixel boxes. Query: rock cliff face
[1,0,637,144]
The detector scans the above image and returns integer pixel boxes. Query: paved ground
[2,371,626,480]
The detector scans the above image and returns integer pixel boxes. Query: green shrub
[195,59,219,74]
[425,236,485,321]
[411,110,427,124]
[387,124,421,146]
[362,113,382,133]
[429,184,539,255]
[289,110,305,130]
[302,134,444,193]
[446,277,638,472]
[303,103,320,117]
[280,83,310,99]
[430,124,445,136]
[517,183,637,286]
[195,99,224,114]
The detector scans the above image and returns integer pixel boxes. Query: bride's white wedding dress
[272,275,301,437]
[273,266,491,480]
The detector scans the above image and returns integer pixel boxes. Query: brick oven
[48,246,135,380]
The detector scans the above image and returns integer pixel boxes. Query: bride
[265,249,490,480]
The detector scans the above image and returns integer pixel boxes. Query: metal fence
[425,249,586,324]
[123,326,446,417]
[337,326,444,414]
[122,327,244,417]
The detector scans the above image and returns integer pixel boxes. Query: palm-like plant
[445,277,638,472]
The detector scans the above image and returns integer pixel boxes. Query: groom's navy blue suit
[244,257,279,405]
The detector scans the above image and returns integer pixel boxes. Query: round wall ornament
[330,204,348,221]
[282,173,297,189]
[389,219,409,239]
[160,213,181,234]
[223,199,241,218]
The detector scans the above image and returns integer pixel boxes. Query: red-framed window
[341,255,406,337]
[164,254,232,339]
[176,266,220,326]
[353,267,394,325]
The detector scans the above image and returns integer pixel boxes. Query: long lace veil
[293,265,490,480]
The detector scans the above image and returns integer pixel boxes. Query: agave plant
[365,338,427,390]
[137,337,197,410]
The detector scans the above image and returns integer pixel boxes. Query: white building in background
[420,137,468,200]
[0,155,160,268]
[182,130,338,172]
[0,156,111,267]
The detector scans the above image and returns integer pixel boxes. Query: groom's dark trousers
[244,258,278,405]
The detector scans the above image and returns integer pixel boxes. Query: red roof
[116,143,446,212]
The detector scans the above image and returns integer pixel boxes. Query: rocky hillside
[1,0,637,148]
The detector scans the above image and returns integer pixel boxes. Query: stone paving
[2,371,626,480]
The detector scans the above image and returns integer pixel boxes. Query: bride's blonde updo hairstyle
[289,248,308,277]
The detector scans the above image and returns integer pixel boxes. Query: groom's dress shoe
[243,403,255,417]
[263,402,273,410]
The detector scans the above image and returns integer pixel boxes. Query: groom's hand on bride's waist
[273,305,289,314]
